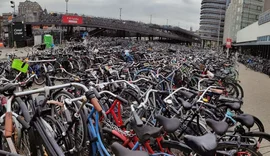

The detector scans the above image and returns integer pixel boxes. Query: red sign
[226,38,232,48]
[62,15,83,24]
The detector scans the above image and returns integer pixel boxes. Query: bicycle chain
[103,118,135,138]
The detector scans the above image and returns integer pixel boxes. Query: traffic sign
[226,38,232,48]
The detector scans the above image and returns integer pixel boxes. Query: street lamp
[217,7,222,52]
[10,1,15,16]
[65,0,69,14]
[119,8,122,20]
[10,1,15,48]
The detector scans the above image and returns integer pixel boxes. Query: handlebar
[14,83,103,112]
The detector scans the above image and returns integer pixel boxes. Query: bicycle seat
[206,119,228,136]
[0,83,16,96]
[155,115,181,133]
[178,90,195,99]
[176,97,192,110]
[220,102,241,110]
[233,114,254,128]
[184,133,217,156]
[205,80,215,86]
[130,120,162,143]
[111,142,149,156]
[218,96,242,104]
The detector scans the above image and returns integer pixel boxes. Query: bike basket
[11,59,29,73]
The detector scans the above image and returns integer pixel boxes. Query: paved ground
[0,48,30,59]
[238,63,270,155]
[239,63,270,133]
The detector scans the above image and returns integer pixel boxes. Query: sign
[226,38,232,48]
[13,22,25,41]
[62,15,83,24]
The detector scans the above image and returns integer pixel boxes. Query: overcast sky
[0,0,201,30]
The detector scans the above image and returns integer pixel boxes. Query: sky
[0,0,201,30]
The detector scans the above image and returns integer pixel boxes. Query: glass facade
[199,0,227,42]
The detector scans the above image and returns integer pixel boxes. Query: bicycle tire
[216,143,262,156]
[234,82,244,99]
[52,90,88,153]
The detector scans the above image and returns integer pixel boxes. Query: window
[257,6,262,11]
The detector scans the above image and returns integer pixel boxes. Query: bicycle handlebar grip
[91,98,103,112]
[85,90,103,112]
[16,116,30,129]
[92,88,101,99]
[116,96,128,104]
[4,112,13,137]
[21,62,26,68]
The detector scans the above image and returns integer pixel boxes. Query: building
[1,13,13,37]
[0,16,3,38]
[264,0,270,11]
[18,0,43,22]
[199,0,227,47]
[236,6,270,59]
[223,0,264,44]
[2,13,13,23]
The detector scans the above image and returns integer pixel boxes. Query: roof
[234,41,270,46]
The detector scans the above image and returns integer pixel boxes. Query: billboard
[62,15,83,24]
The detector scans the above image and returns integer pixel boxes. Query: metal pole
[120,8,122,20]
[217,7,221,52]
[65,0,69,14]
[166,19,168,26]
[14,3,15,15]
[150,14,152,24]
[66,2,68,13]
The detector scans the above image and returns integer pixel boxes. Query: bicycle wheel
[42,115,73,155]
[234,82,244,99]
[52,90,87,154]
[243,131,270,155]
[216,144,262,156]
[223,82,239,98]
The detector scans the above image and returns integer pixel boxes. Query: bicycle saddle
[233,114,254,128]
[206,119,229,136]
[111,142,149,156]
[221,102,241,110]
[175,97,192,110]
[130,120,162,143]
[204,80,215,86]
[184,133,217,156]
[178,90,195,99]
[155,115,181,133]
[218,96,242,104]
[0,83,16,96]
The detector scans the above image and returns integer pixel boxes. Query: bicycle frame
[87,104,110,156]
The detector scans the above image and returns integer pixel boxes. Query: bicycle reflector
[11,59,29,73]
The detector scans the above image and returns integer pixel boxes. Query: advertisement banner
[62,15,83,24]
